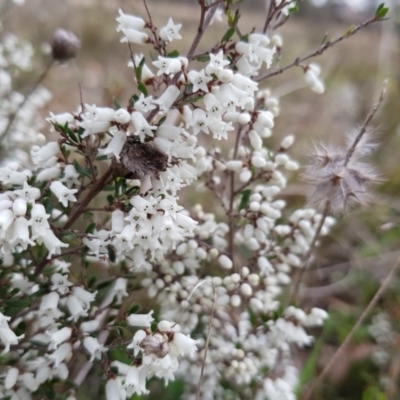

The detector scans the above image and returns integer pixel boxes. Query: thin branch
[302,256,400,400]
[344,80,387,166]
[63,165,114,230]
[196,281,216,400]
[187,0,219,60]
[256,16,379,83]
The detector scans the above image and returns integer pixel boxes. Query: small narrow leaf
[113,98,121,110]
[196,55,210,62]
[221,27,235,43]
[73,160,91,178]
[167,50,180,58]
[86,222,96,234]
[375,3,389,19]
[138,82,148,96]
[238,189,251,211]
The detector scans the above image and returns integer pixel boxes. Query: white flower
[83,336,108,361]
[10,217,35,250]
[5,367,19,390]
[127,329,147,356]
[51,273,73,295]
[127,310,154,327]
[31,142,60,168]
[154,85,181,112]
[50,181,78,207]
[188,69,212,93]
[124,366,149,396]
[67,294,89,321]
[120,28,148,45]
[304,63,325,94]
[46,112,75,127]
[116,9,145,31]
[36,166,62,182]
[114,108,131,124]
[152,56,187,76]
[134,93,156,113]
[159,18,182,42]
[106,379,122,400]
[110,278,129,302]
[131,112,156,142]
[39,292,63,319]
[60,164,81,188]
[80,105,115,137]
[98,130,127,160]
[72,286,96,308]
[36,228,69,258]
[14,181,40,203]
[0,323,24,354]
[171,332,197,357]
[206,50,230,75]
[46,327,72,350]
[48,343,72,367]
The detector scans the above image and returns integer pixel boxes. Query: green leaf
[375,3,389,19]
[135,56,145,82]
[83,211,94,219]
[167,50,180,58]
[138,82,148,96]
[4,298,31,316]
[86,222,96,234]
[88,276,97,288]
[96,155,108,161]
[238,189,251,211]
[129,305,140,314]
[157,115,167,126]
[109,349,132,365]
[113,98,121,110]
[73,160,91,178]
[196,54,210,62]
[221,27,235,43]
[107,194,114,205]
[96,279,113,290]
[108,246,116,263]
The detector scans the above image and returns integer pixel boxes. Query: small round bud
[13,198,27,216]
[280,134,295,150]
[218,255,233,270]
[209,248,219,258]
[158,320,171,332]
[240,283,253,296]
[51,29,80,62]
[114,109,131,124]
[231,294,241,307]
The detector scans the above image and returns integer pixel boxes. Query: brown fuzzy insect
[112,137,169,179]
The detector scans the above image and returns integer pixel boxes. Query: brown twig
[187,0,220,61]
[256,16,379,82]
[344,80,387,166]
[196,281,216,400]
[302,256,400,400]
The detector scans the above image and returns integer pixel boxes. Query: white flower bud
[249,130,262,150]
[209,248,219,258]
[238,113,251,125]
[280,134,295,149]
[158,320,172,332]
[284,160,299,170]
[218,255,233,269]
[231,294,241,307]
[114,108,131,123]
[226,160,243,171]
[12,198,27,216]
[5,367,19,390]
[248,273,260,286]
[240,283,253,296]
[239,169,252,183]
[252,156,266,168]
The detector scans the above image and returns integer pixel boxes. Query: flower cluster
[0,2,383,399]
